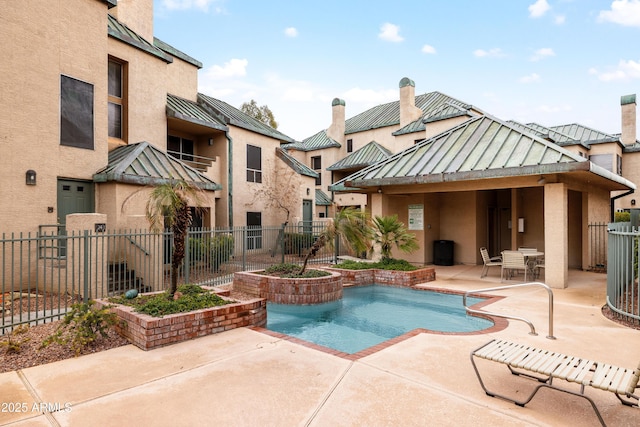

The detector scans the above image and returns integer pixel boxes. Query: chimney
[399,77,423,127]
[111,0,154,43]
[621,94,637,146]
[327,98,345,143]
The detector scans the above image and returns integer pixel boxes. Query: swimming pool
[266,285,494,354]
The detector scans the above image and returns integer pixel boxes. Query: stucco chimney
[621,94,637,146]
[111,0,154,43]
[327,98,345,143]
[399,77,423,127]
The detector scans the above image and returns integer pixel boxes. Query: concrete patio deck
[1,265,639,426]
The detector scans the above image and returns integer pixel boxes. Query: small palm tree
[299,207,372,274]
[371,214,419,261]
[146,179,205,298]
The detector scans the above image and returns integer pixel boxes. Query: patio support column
[544,183,568,288]
[510,188,520,250]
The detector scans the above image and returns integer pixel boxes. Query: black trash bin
[433,240,454,266]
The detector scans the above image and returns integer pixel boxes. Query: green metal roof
[548,123,619,145]
[275,148,319,178]
[93,142,222,190]
[154,38,202,69]
[107,15,172,63]
[282,130,341,151]
[333,115,635,191]
[315,189,332,206]
[326,141,392,171]
[506,121,590,149]
[345,91,473,135]
[197,94,295,143]
[167,94,227,131]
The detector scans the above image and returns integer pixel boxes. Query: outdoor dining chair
[480,247,502,278]
[501,250,529,282]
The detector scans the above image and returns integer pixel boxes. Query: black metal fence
[588,222,608,272]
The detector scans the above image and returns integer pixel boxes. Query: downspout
[226,133,233,227]
[611,189,634,222]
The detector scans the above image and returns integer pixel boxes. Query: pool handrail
[463,282,556,340]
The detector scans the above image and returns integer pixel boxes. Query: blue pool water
[266,285,493,354]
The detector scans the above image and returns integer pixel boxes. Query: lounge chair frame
[470,339,639,426]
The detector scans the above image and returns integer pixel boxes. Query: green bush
[615,211,631,222]
[334,258,418,271]
[41,301,117,355]
[188,233,234,271]
[0,325,30,354]
[110,284,232,317]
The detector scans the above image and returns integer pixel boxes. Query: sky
[152,0,640,141]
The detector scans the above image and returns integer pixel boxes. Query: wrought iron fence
[606,222,640,326]
[588,222,608,272]
[1,222,342,333]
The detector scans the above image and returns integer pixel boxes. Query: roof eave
[166,108,228,132]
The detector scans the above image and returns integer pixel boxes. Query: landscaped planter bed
[323,266,436,287]
[233,270,343,304]
[95,290,266,350]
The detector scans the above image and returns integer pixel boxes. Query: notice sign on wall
[408,204,424,230]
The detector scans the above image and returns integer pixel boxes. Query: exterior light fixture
[208,138,214,146]
[306,188,310,195]
[26,170,36,185]
[632,199,636,206]
[537,176,546,185]
[377,187,383,194]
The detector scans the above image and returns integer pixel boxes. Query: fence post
[184,234,190,284]
[83,230,89,303]
[281,223,286,264]
[242,226,247,271]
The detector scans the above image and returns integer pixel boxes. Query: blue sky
[153,0,640,141]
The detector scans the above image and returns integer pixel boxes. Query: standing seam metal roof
[548,123,619,145]
[326,141,392,171]
[93,142,222,190]
[333,115,627,189]
[197,94,295,143]
[154,37,202,68]
[107,15,172,63]
[282,130,341,151]
[315,189,332,206]
[275,148,319,178]
[166,94,227,131]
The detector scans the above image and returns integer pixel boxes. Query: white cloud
[421,44,437,54]
[378,23,404,42]
[529,0,550,18]
[162,0,220,12]
[598,0,640,27]
[473,48,505,58]
[284,27,298,37]
[554,15,566,24]
[519,73,541,83]
[204,58,248,79]
[530,48,555,61]
[590,59,640,81]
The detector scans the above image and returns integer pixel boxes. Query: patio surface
[1,265,639,426]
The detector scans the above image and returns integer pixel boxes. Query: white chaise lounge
[470,339,640,426]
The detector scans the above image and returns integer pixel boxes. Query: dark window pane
[311,156,321,170]
[255,171,262,183]
[108,61,122,98]
[167,135,181,153]
[60,75,94,149]
[315,172,321,186]
[247,145,261,170]
[108,102,122,138]
[347,139,353,152]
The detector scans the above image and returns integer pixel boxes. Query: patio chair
[471,339,640,426]
[480,247,502,278]
[501,250,529,282]
[534,260,545,279]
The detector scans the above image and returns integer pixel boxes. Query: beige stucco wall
[110,0,154,43]
[0,0,109,234]
[619,151,640,209]
[163,57,199,100]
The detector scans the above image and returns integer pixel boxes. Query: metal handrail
[463,282,556,340]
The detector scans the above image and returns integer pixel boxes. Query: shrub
[41,301,117,355]
[109,284,233,317]
[263,263,331,278]
[188,233,234,271]
[334,258,418,271]
[0,325,30,354]
[615,211,631,222]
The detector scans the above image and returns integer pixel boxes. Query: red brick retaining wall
[233,270,343,304]
[324,267,436,287]
[96,295,266,350]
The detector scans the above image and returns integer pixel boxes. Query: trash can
[433,240,454,266]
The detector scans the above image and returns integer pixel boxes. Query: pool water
[266,285,493,354]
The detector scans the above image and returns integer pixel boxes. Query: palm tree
[299,207,372,274]
[146,179,205,298]
[371,214,419,261]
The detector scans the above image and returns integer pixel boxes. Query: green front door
[57,179,95,256]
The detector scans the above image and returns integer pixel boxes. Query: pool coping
[253,284,508,361]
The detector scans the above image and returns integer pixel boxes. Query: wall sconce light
[208,138,214,146]
[518,217,525,233]
[537,176,546,185]
[306,188,310,195]
[632,199,636,206]
[26,170,36,185]
[377,187,383,194]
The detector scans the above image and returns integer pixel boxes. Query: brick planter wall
[95,294,266,350]
[324,267,436,287]
[233,270,343,304]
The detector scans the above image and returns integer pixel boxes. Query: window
[247,212,262,249]
[247,145,262,183]
[347,139,353,153]
[167,135,194,161]
[108,58,126,140]
[60,75,94,149]
[311,155,322,186]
